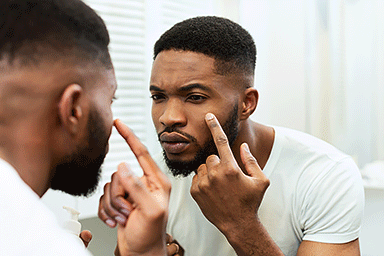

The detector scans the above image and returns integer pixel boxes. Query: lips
[160,132,190,154]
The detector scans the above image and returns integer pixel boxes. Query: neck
[232,120,275,172]
[0,119,53,197]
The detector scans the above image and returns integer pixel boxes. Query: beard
[162,104,239,177]
[50,108,109,197]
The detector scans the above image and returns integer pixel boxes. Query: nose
[159,99,187,128]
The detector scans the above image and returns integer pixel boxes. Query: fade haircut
[0,0,112,68]
[154,16,256,77]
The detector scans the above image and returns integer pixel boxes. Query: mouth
[160,132,190,154]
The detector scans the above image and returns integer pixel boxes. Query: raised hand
[190,113,270,234]
[98,119,171,256]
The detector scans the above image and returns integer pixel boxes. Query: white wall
[239,1,384,255]
[240,0,308,132]
[240,0,384,168]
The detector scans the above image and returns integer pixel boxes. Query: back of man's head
[0,0,111,68]
[154,16,256,77]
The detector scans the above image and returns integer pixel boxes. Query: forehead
[152,50,216,73]
[150,50,229,91]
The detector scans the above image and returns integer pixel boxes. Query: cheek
[189,114,212,143]
[196,111,227,139]
[98,106,113,138]
[151,106,160,130]
[106,110,114,136]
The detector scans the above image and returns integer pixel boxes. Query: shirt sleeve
[298,157,364,243]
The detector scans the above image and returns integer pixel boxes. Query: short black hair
[0,0,111,68]
[154,16,256,76]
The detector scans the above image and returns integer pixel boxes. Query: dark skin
[99,50,361,255]
[0,56,170,255]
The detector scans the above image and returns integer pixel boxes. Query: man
[0,1,170,255]
[99,16,364,256]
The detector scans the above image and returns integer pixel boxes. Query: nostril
[159,109,186,127]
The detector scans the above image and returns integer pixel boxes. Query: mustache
[158,127,197,143]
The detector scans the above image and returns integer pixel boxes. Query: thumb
[240,143,262,177]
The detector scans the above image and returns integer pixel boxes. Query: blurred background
[42,0,384,255]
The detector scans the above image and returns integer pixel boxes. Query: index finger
[114,119,161,178]
[205,113,235,162]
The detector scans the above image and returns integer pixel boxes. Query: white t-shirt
[0,158,92,256]
[161,126,365,256]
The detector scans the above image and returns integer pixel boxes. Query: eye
[111,96,118,104]
[150,94,166,102]
[186,94,207,103]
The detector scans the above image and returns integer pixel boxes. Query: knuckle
[223,164,239,177]
[110,197,122,210]
[198,178,210,193]
[263,177,271,188]
[206,155,218,164]
[97,207,105,219]
[166,233,173,243]
[111,171,118,180]
[190,185,200,200]
[208,172,219,184]
[101,202,113,216]
[99,194,105,204]
[190,185,197,196]
[98,204,114,219]
[134,144,150,159]
[256,177,270,192]
[103,182,110,193]
[209,120,219,129]
[246,155,257,164]
[215,134,228,146]
[197,163,207,172]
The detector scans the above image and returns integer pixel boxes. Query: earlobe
[57,84,84,135]
[240,88,259,120]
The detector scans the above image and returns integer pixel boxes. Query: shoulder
[273,126,348,162]
[271,127,362,201]
[265,126,356,182]
[0,159,91,255]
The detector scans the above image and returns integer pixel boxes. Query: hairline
[155,47,254,78]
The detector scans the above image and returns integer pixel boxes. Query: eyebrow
[179,83,212,93]
[149,85,164,92]
[150,83,213,93]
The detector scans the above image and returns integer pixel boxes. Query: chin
[164,151,196,163]
[162,150,205,177]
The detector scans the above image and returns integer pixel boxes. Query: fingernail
[206,113,214,120]
[115,215,126,225]
[121,208,130,216]
[105,219,116,228]
[243,143,250,153]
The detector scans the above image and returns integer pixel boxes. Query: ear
[240,88,259,120]
[57,84,84,135]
